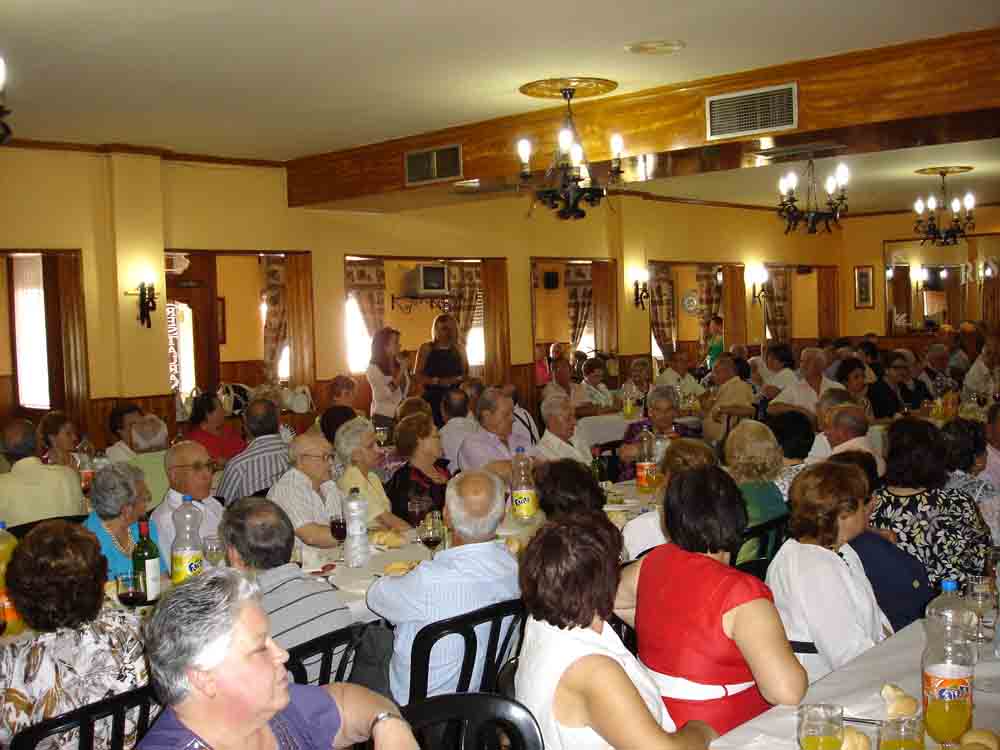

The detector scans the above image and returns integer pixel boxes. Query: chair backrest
[496,657,518,700]
[10,684,158,750]
[401,693,543,750]
[734,513,790,580]
[285,623,360,685]
[8,514,89,539]
[408,598,525,705]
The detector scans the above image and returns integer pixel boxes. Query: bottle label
[923,663,973,707]
[347,514,367,537]
[636,462,656,490]
[171,551,204,584]
[511,490,538,520]
[143,558,161,601]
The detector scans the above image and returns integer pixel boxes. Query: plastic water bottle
[926,580,979,639]
[511,447,538,521]
[922,622,976,745]
[636,427,657,494]
[344,488,370,568]
[171,495,204,584]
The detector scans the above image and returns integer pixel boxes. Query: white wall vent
[705,83,797,141]
[405,144,463,186]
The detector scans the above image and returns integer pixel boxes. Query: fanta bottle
[171,496,204,584]
[0,522,25,635]
[922,621,976,747]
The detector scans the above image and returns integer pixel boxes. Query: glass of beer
[880,716,923,750]
[797,704,843,750]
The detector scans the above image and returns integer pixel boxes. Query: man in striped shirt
[216,399,290,505]
[221,496,353,681]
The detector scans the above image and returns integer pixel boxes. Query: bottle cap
[0,521,5,530]
[182,494,193,503]
[941,580,958,592]
[515,447,525,454]
[139,520,149,533]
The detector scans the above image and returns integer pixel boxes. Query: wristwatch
[369,710,409,737]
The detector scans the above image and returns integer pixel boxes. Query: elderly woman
[623,357,654,408]
[767,463,892,683]
[894,348,933,408]
[576,358,619,417]
[516,513,716,750]
[84,463,168,580]
[618,385,679,476]
[871,417,991,587]
[621,438,718,560]
[537,394,590,464]
[106,403,143,462]
[335,416,410,531]
[140,568,418,750]
[942,418,1000,543]
[0,521,148,747]
[723,420,787,562]
[616,467,807,734]
[534,458,605,518]
[384,412,450,524]
[185,392,246,464]
[835,357,872,416]
[37,410,79,467]
[395,396,434,423]
[866,351,910,419]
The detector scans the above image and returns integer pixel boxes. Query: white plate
[603,501,643,512]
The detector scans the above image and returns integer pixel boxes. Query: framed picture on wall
[854,266,874,309]
[217,297,227,344]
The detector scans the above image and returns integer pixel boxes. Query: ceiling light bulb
[927,195,937,212]
[914,198,925,215]
[778,177,788,196]
[964,192,975,211]
[517,139,531,165]
[0,57,6,92]
[558,129,574,153]
[886,267,895,280]
[940,268,949,279]
[610,133,624,158]
[570,143,584,167]
[835,163,849,187]
[785,172,798,192]
[825,176,837,195]
[951,197,961,214]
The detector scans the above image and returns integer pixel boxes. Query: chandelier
[516,77,623,220]
[912,166,975,246]
[776,159,849,234]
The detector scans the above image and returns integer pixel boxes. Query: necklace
[101,519,135,556]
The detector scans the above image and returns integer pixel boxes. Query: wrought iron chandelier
[912,166,975,246]
[776,159,849,234]
[516,77,623,220]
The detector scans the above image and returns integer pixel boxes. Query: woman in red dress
[615,466,806,735]
[184,392,246,465]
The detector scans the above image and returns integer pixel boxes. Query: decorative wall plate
[681,291,699,314]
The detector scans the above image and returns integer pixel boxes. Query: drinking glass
[375,426,390,447]
[880,716,923,750]
[965,574,997,643]
[407,493,432,527]
[0,599,8,637]
[116,574,147,609]
[418,511,445,559]
[797,704,843,750]
[203,535,225,568]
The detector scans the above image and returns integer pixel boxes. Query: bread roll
[962,729,999,750]
[841,726,870,750]
[886,695,919,719]
[383,560,419,576]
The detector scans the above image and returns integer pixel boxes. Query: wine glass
[418,511,445,559]
[203,535,225,568]
[116,574,147,609]
[796,704,843,750]
[881,716,923,750]
[965,574,997,643]
[375,426,390,447]
[407,493,432,527]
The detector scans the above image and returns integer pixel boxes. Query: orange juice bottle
[922,622,976,749]
[0,521,25,636]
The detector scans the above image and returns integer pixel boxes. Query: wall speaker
[543,271,560,290]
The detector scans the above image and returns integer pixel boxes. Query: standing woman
[367,326,409,437]
[414,313,468,427]
[704,315,725,370]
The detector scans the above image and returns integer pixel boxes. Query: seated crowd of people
[0,322,998,750]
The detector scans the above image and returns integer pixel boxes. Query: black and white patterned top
[871,486,991,588]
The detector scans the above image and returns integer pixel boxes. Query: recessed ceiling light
[624,40,686,55]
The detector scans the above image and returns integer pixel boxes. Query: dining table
[576,411,646,448]
[712,620,1000,749]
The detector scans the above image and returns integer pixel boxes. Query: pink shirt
[456,429,535,472]
[984,444,1000,495]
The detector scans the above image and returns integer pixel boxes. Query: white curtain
[12,255,51,409]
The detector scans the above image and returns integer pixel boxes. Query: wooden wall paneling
[55,254,91,440]
[481,259,511,385]
[510,363,538,425]
[944,275,964,326]
[285,253,316,388]
[591,260,618,355]
[287,29,1000,206]
[816,267,840,340]
[88,394,176,449]
[721,265,747,347]
[984,277,1000,332]
[0,375,16,424]
[219,360,267,386]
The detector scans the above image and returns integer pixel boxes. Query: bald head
[165,440,213,500]
[289,432,333,486]
[445,471,506,544]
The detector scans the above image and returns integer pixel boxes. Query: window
[578,321,596,357]
[278,343,291,381]
[12,255,51,410]
[651,331,664,363]
[345,295,373,374]
[466,290,486,367]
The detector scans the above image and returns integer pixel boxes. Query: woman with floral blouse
[870,418,991,588]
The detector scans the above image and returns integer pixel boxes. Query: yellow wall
[532,262,571,344]
[791,271,819,339]
[382,260,440,351]
[673,266,701,342]
[217,255,265,362]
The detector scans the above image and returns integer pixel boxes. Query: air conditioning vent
[705,83,797,141]
[405,144,463,186]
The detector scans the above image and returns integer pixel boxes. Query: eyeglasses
[173,461,217,473]
[302,453,335,462]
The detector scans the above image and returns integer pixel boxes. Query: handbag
[346,621,394,698]
[285,384,315,414]
[218,383,253,415]
[176,387,201,422]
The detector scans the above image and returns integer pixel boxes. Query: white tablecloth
[577,413,644,447]
[323,539,431,622]
[712,621,1000,749]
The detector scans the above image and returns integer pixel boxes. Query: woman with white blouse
[366,327,410,436]
[766,462,892,683]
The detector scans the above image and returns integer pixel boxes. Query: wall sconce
[913,265,928,286]
[886,266,894,280]
[633,268,650,310]
[748,265,770,305]
[125,282,157,327]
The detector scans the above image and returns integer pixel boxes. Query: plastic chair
[496,657,518,699]
[285,623,361,685]
[10,684,158,750]
[8,514,89,539]
[408,598,525,705]
[401,693,543,750]
[734,513,790,581]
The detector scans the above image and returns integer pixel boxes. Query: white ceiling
[0,1,997,160]
[636,139,1000,213]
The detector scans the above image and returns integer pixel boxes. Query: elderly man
[0,418,84,527]
[964,335,1000,400]
[438,387,479,471]
[701,354,754,443]
[540,357,577,403]
[221,497,352,677]
[367,471,519,705]
[456,387,534,475]
[268,432,344,558]
[804,387,857,462]
[536,394,590,464]
[654,348,705,401]
[503,383,540,445]
[824,404,886,475]
[217,399,290,505]
[140,568,418,750]
[126,414,170,510]
[920,342,958,398]
[151,440,225,573]
[768,347,844,424]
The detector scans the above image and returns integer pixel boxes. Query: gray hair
[91,463,146,520]
[445,471,506,542]
[817,387,855,412]
[540,394,572,425]
[131,415,168,453]
[244,398,279,438]
[831,405,869,438]
[646,385,679,411]
[800,346,826,367]
[144,567,259,706]
[334,416,373,465]
[475,387,508,423]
